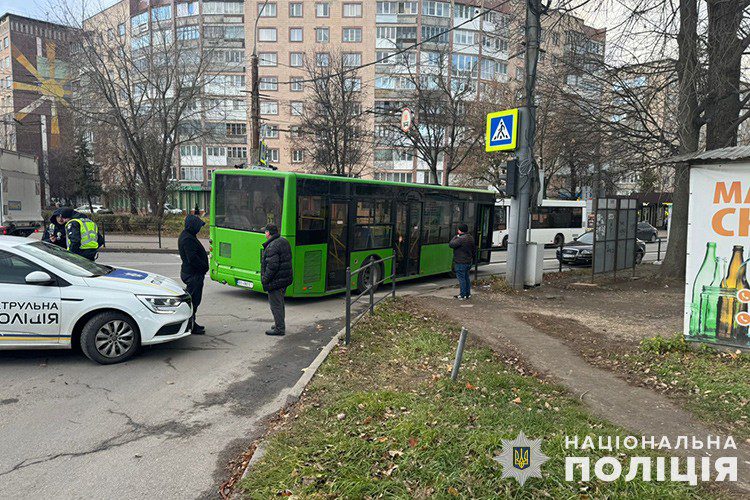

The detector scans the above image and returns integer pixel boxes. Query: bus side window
[298,196,327,245]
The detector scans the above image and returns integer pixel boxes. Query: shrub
[639,334,690,355]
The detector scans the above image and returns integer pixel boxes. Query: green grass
[628,335,750,440]
[239,301,718,499]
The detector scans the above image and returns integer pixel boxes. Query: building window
[316,52,330,67]
[177,26,200,40]
[259,52,277,66]
[289,27,303,42]
[180,167,204,181]
[292,150,304,163]
[258,2,277,16]
[228,147,248,159]
[423,1,450,17]
[224,26,244,39]
[151,5,172,22]
[257,28,277,42]
[316,2,330,17]
[290,101,304,116]
[131,12,148,29]
[289,2,303,17]
[290,77,304,92]
[207,146,226,157]
[343,52,362,67]
[345,77,362,91]
[227,123,247,136]
[260,124,279,139]
[342,3,362,17]
[261,101,279,115]
[268,149,280,162]
[453,29,475,47]
[315,27,329,43]
[177,2,199,17]
[259,76,278,91]
[117,23,126,36]
[421,25,449,43]
[290,52,304,67]
[342,28,362,43]
[203,2,243,14]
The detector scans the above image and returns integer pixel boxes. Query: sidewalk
[29,232,208,253]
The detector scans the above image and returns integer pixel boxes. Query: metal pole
[345,266,351,345]
[507,0,541,290]
[391,257,396,299]
[559,241,563,273]
[451,327,469,381]
[369,267,375,314]
[657,238,662,261]
[249,1,269,166]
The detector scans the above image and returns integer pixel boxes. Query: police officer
[42,208,67,249]
[58,207,105,261]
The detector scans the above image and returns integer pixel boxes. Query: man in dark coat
[42,208,67,249]
[178,215,209,335]
[261,223,293,336]
[449,223,475,300]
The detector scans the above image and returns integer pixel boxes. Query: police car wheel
[80,312,141,365]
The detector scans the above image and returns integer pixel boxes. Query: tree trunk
[660,0,700,280]
[704,0,744,149]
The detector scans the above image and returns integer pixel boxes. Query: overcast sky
[3,0,119,23]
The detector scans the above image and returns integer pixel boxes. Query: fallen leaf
[388,449,404,458]
[448,486,460,496]
[466,382,478,390]
[511,397,522,404]
[377,437,389,443]
[363,416,372,425]
[408,437,418,448]
[337,413,346,421]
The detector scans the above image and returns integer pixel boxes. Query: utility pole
[249,0,270,167]
[506,0,542,290]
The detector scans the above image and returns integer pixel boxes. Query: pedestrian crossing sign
[485,109,519,152]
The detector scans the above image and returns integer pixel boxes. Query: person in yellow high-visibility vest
[58,207,105,261]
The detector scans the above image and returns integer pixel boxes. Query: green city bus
[209,169,496,297]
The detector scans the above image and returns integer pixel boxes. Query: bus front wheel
[357,257,382,294]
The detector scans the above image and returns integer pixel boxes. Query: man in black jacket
[261,223,293,336]
[178,215,209,335]
[448,223,475,300]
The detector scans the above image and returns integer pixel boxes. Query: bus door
[326,200,349,290]
[477,204,494,264]
[395,201,421,277]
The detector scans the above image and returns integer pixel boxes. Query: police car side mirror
[25,271,54,286]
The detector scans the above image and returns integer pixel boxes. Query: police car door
[0,250,62,345]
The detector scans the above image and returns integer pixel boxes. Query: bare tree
[384,47,483,186]
[55,3,217,217]
[298,51,370,177]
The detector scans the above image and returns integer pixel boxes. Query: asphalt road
[0,239,667,499]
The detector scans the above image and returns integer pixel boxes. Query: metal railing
[345,255,396,345]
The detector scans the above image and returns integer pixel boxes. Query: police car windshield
[17,242,114,277]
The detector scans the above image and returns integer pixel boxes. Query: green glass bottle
[700,257,724,336]
[690,242,717,335]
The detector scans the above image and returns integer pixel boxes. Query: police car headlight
[137,295,184,314]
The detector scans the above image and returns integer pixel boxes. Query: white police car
[0,236,192,364]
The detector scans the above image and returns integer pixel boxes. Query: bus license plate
[237,280,254,289]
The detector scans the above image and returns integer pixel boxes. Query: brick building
[0,13,75,205]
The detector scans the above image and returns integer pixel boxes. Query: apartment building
[250,1,605,185]
[0,13,75,205]
[85,0,248,211]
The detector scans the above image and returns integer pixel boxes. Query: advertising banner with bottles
[685,163,750,349]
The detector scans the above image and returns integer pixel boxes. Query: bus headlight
[137,295,185,314]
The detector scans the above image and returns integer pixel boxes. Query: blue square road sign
[485,109,519,152]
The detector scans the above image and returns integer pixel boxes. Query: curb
[102,248,179,254]
[239,325,347,480]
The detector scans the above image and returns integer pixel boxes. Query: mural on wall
[12,42,71,148]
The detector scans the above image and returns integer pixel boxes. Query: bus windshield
[214,174,284,232]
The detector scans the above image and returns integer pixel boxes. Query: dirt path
[414,288,750,492]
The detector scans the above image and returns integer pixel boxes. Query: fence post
[391,257,396,299]
[559,241,563,273]
[657,238,662,261]
[369,266,375,314]
[451,327,469,381]
[345,266,352,345]
[157,218,163,249]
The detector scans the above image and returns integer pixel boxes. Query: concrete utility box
[525,242,544,287]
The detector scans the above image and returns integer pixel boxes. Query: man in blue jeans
[449,223,476,300]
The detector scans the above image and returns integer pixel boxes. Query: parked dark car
[556,231,646,266]
[636,221,658,242]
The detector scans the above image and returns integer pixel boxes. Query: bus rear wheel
[357,257,382,294]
